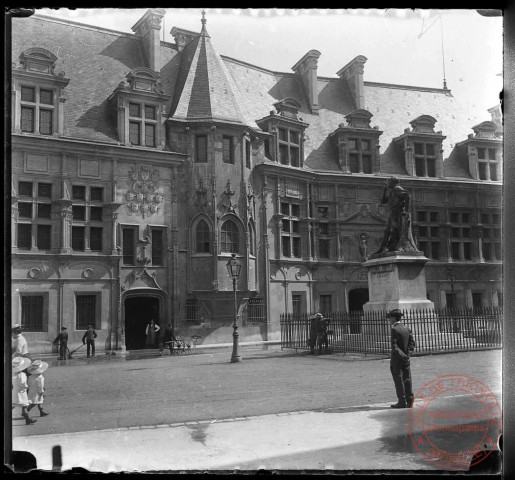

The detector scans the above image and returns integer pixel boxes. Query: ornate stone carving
[82,268,93,279]
[221,180,236,215]
[28,267,41,279]
[122,268,161,290]
[359,233,368,262]
[126,166,162,218]
[194,177,208,213]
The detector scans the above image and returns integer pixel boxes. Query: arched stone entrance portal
[348,288,369,312]
[123,290,166,350]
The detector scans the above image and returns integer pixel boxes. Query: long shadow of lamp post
[227,253,242,363]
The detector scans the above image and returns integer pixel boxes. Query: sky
[35,8,503,123]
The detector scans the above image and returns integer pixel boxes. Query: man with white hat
[11,324,29,359]
[12,357,37,425]
[26,360,50,417]
[387,309,416,408]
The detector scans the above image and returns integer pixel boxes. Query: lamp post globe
[226,253,242,363]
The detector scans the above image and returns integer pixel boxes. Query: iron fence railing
[280,307,502,355]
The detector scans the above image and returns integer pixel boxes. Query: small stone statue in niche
[359,233,368,262]
[374,177,419,254]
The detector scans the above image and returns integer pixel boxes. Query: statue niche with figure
[374,177,419,255]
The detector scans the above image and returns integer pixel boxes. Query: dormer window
[108,67,169,149]
[256,97,308,168]
[12,48,69,136]
[456,121,502,182]
[329,109,382,174]
[392,115,445,178]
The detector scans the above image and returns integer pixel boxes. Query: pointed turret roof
[170,11,257,127]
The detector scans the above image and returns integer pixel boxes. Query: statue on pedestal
[374,177,419,254]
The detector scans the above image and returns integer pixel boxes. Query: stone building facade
[11,10,503,354]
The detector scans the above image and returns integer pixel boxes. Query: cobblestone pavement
[12,348,501,437]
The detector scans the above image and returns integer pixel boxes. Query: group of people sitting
[309,313,331,355]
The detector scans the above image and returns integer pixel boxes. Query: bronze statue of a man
[375,177,418,254]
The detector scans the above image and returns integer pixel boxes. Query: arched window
[195,220,211,253]
[221,219,239,253]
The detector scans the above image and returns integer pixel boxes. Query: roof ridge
[31,13,138,39]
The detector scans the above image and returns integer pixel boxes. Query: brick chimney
[337,55,368,110]
[292,50,321,114]
[131,8,166,72]
[170,27,199,52]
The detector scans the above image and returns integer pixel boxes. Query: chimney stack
[292,50,321,115]
[337,55,367,110]
[132,8,166,72]
[170,27,199,52]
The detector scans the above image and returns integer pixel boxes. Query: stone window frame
[12,48,69,137]
[222,135,235,164]
[457,121,502,182]
[415,209,441,260]
[195,135,208,163]
[220,218,241,254]
[449,211,473,261]
[347,137,374,174]
[149,225,167,266]
[71,184,105,252]
[413,141,438,178]
[120,225,139,265]
[75,292,100,330]
[108,67,169,149]
[277,126,302,167]
[280,200,302,258]
[392,115,445,178]
[14,179,53,252]
[128,102,158,147]
[20,292,49,332]
[480,210,502,262]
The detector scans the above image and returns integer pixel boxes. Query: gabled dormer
[456,121,502,182]
[12,47,70,136]
[256,98,309,168]
[392,115,446,178]
[108,67,170,149]
[329,109,383,174]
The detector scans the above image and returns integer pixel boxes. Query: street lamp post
[446,268,455,309]
[226,253,242,363]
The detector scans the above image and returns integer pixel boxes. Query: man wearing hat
[11,324,29,359]
[387,309,416,408]
[53,326,69,360]
[309,313,323,354]
[26,360,50,417]
[12,357,37,425]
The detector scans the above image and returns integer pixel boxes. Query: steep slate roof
[12,14,488,180]
[169,22,256,126]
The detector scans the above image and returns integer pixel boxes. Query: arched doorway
[348,288,369,312]
[124,294,162,350]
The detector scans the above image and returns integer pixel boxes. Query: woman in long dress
[145,319,160,348]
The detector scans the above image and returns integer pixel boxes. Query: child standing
[12,357,37,425]
[26,360,49,417]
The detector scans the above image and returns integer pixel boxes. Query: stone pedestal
[362,252,434,313]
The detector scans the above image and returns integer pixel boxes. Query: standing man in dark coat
[53,327,69,360]
[309,313,323,354]
[388,309,416,408]
[82,324,98,358]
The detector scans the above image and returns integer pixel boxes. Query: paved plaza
[12,348,502,472]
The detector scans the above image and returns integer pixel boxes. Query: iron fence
[280,307,502,355]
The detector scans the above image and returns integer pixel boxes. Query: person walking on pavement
[159,323,177,355]
[388,309,416,408]
[53,327,69,360]
[145,319,160,348]
[26,360,50,417]
[12,357,37,425]
[309,313,323,354]
[82,324,98,358]
[12,324,30,359]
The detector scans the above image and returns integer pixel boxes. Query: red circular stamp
[407,374,502,470]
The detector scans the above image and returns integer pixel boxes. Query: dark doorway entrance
[348,288,369,312]
[124,296,160,350]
